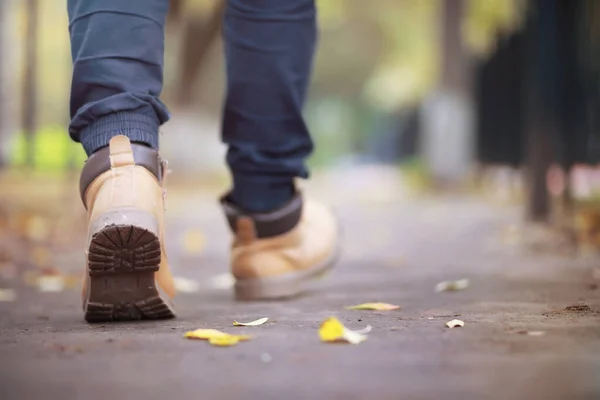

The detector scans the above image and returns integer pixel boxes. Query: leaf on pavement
[37,275,65,292]
[516,330,546,336]
[208,336,242,347]
[184,328,251,347]
[207,273,235,290]
[319,316,368,344]
[182,229,205,254]
[346,302,401,311]
[0,288,16,302]
[445,319,465,328]
[173,276,200,293]
[233,317,268,326]
[435,278,470,293]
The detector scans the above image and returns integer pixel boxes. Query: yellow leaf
[208,336,241,347]
[233,317,268,326]
[319,317,368,344]
[184,328,251,342]
[182,230,205,254]
[0,288,16,302]
[445,319,465,328]
[346,302,401,311]
[435,278,470,293]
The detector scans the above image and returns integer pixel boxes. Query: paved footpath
[0,171,599,400]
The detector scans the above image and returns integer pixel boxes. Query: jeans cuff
[79,112,159,156]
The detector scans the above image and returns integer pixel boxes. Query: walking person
[68,0,339,322]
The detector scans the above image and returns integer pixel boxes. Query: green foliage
[9,126,86,170]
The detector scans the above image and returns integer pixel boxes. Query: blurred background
[1,0,600,398]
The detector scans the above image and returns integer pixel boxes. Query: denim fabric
[68,0,316,212]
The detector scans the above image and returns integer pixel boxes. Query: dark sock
[229,181,295,213]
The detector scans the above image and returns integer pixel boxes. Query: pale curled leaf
[173,276,200,293]
[435,278,470,293]
[207,273,235,290]
[353,325,372,335]
[445,319,465,328]
[516,330,546,336]
[37,275,65,292]
[319,317,368,344]
[233,317,268,326]
[346,302,401,311]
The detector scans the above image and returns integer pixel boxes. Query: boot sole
[234,245,340,301]
[84,223,175,323]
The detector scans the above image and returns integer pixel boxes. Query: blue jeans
[67,0,316,212]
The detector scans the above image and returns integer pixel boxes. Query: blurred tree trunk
[0,0,12,167]
[173,0,225,108]
[421,0,475,188]
[22,0,39,168]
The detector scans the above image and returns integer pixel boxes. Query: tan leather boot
[80,135,176,322]
[221,193,340,300]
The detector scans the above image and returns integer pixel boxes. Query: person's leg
[68,0,176,322]
[68,0,169,155]
[220,0,339,300]
[222,0,317,212]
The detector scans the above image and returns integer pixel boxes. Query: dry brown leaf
[233,317,268,326]
[445,319,465,328]
[346,302,401,311]
[319,316,368,344]
[435,278,469,293]
[31,246,52,268]
[516,330,546,336]
[0,288,16,302]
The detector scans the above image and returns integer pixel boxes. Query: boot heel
[84,209,174,322]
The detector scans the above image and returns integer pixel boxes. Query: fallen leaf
[353,325,372,334]
[27,216,51,242]
[207,273,235,290]
[564,304,591,312]
[319,316,368,344]
[445,319,465,328]
[37,275,65,292]
[173,276,200,293]
[0,262,17,280]
[182,230,205,254]
[435,278,470,293]
[0,288,16,302]
[346,302,401,311]
[184,328,251,347]
[233,317,268,326]
[381,256,406,267]
[208,336,241,347]
[516,330,546,336]
[31,246,52,268]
